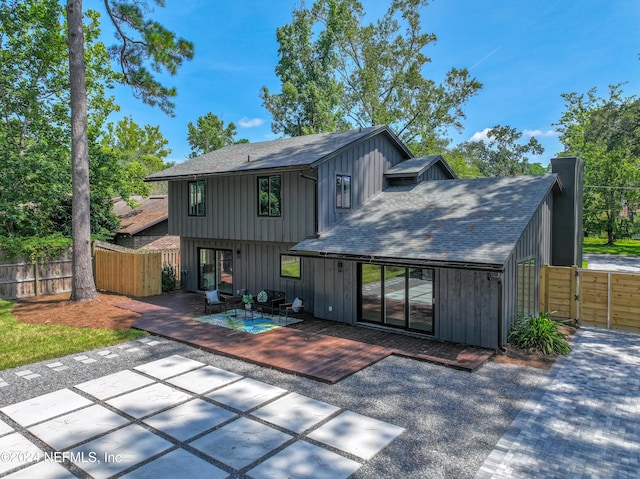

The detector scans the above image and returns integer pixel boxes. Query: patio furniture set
[204,289,304,324]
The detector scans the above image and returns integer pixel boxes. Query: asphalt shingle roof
[292,174,559,267]
[113,196,168,235]
[147,125,409,181]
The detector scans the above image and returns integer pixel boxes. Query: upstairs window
[188,181,205,216]
[336,174,351,209]
[258,175,281,217]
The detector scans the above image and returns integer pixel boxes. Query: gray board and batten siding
[310,257,501,349]
[163,126,412,311]
[179,238,314,310]
[167,170,315,243]
[316,133,410,232]
[159,127,411,242]
[500,193,554,346]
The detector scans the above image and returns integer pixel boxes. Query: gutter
[144,165,312,183]
[294,251,505,273]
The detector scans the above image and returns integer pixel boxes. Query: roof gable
[292,174,559,267]
[384,155,457,180]
[146,125,411,181]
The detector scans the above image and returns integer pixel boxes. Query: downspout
[497,276,505,352]
[299,171,319,237]
[488,272,506,352]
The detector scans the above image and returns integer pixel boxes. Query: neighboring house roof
[384,155,457,179]
[292,174,560,269]
[145,125,411,181]
[113,196,169,235]
[142,235,180,250]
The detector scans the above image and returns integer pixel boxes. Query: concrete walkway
[476,327,640,479]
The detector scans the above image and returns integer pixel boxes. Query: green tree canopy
[0,0,124,237]
[457,125,545,177]
[187,112,248,158]
[261,0,482,146]
[556,85,640,244]
[100,115,173,194]
[103,0,194,116]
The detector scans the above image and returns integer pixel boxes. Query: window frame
[188,180,206,217]
[335,173,352,209]
[257,175,282,217]
[280,254,302,279]
[516,257,536,317]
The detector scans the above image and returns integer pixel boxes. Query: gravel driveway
[0,337,546,478]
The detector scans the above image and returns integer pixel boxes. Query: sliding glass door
[384,266,406,328]
[198,248,233,294]
[360,264,383,323]
[407,269,433,333]
[358,264,434,334]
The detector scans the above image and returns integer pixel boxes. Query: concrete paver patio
[0,354,404,478]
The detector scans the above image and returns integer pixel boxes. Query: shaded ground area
[122,292,492,382]
[9,290,569,371]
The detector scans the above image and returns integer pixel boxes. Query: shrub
[508,312,571,356]
[161,263,177,292]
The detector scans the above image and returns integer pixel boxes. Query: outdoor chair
[255,289,286,315]
[278,297,304,325]
[204,289,225,314]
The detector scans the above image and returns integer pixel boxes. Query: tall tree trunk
[66,0,97,301]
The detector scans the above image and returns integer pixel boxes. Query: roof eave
[145,164,310,182]
[291,248,505,272]
[118,216,168,235]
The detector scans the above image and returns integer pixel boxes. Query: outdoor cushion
[205,290,220,303]
[257,290,268,303]
[292,297,303,312]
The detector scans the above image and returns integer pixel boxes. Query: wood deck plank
[122,291,493,382]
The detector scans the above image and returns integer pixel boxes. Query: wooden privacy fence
[0,252,73,299]
[94,249,161,297]
[540,265,640,333]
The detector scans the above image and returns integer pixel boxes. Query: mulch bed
[11,293,140,330]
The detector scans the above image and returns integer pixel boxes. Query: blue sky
[90,0,640,166]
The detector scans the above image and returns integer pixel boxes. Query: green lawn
[0,300,146,371]
[583,237,640,256]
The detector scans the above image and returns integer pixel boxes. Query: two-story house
[146,125,583,350]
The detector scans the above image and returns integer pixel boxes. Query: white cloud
[523,129,557,138]
[469,128,492,142]
[469,127,558,143]
[238,117,264,128]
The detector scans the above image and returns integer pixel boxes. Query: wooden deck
[120,291,493,383]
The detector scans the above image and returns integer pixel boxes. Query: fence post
[607,272,611,330]
[540,264,548,313]
[570,265,578,321]
[33,261,40,297]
